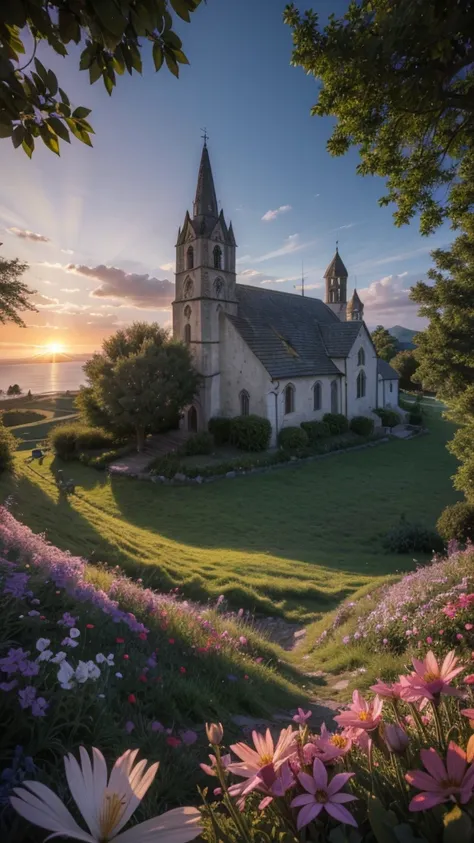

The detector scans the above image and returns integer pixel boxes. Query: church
[172,142,400,445]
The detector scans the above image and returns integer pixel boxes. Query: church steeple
[193,141,218,220]
[324,246,349,321]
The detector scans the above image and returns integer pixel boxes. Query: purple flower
[27,610,40,617]
[18,686,37,710]
[180,729,198,745]
[125,721,135,733]
[342,636,350,644]
[293,708,312,725]
[21,661,39,677]
[3,572,30,599]
[0,680,18,692]
[0,648,30,676]
[31,697,48,717]
[58,612,77,628]
[151,721,164,732]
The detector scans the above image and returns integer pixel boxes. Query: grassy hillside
[0,403,459,623]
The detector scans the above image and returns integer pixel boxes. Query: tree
[284,1,474,234]
[7,384,21,395]
[0,0,202,157]
[391,350,420,391]
[83,322,200,451]
[371,326,398,362]
[0,257,36,326]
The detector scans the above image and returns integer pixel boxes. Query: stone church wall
[219,316,270,418]
[277,376,337,432]
[345,325,377,416]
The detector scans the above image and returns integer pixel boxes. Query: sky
[0,0,452,358]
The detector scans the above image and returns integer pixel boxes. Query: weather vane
[201,127,209,146]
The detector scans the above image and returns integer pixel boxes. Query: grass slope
[2,393,79,450]
[0,404,459,623]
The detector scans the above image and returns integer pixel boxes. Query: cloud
[31,293,59,308]
[61,248,74,255]
[238,268,301,287]
[66,263,174,309]
[160,262,175,271]
[254,234,314,263]
[357,272,427,326]
[331,222,357,232]
[261,205,292,222]
[354,245,435,273]
[60,288,80,293]
[236,254,252,264]
[7,227,50,243]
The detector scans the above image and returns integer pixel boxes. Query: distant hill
[388,325,417,350]
[0,353,91,365]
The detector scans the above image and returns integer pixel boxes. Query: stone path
[109,430,190,476]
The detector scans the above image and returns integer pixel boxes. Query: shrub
[322,412,349,435]
[230,414,271,452]
[149,452,182,478]
[183,431,214,456]
[383,515,444,554]
[437,501,474,544]
[349,415,374,436]
[48,423,115,460]
[0,420,16,473]
[79,444,135,469]
[278,426,309,450]
[373,408,401,428]
[1,410,45,427]
[208,416,232,445]
[300,420,330,442]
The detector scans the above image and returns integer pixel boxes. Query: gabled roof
[319,322,362,357]
[226,285,359,379]
[377,359,399,380]
[324,248,348,279]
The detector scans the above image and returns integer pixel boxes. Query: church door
[331,380,338,414]
[187,406,198,432]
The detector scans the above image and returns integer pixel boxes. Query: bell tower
[173,137,237,430]
[324,246,348,321]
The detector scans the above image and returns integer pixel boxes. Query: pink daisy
[334,691,383,732]
[406,741,474,811]
[291,758,357,829]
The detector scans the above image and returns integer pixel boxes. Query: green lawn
[4,392,79,450]
[0,403,460,623]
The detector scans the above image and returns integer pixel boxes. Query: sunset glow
[45,343,64,354]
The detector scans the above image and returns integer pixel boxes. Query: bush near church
[49,422,116,460]
[230,414,271,452]
[208,416,232,445]
[437,501,474,545]
[278,426,309,451]
[300,420,330,442]
[0,420,16,473]
[373,408,400,428]
[323,412,349,435]
[183,431,214,456]
[349,416,374,436]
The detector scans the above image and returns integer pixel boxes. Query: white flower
[62,637,79,648]
[95,653,106,664]
[36,638,51,652]
[75,662,89,684]
[57,660,75,690]
[37,650,53,663]
[11,746,202,842]
[115,673,123,679]
[51,652,67,664]
[96,653,114,666]
[69,628,80,639]
[86,661,101,681]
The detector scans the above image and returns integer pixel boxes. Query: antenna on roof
[301,262,305,297]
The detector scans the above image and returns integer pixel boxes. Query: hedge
[373,408,401,428]
[0,421,16,474]
[48,423,116,460]
[349,416,374,436]
[322,413,349,435]
[183,431,214,456]
[208,416,232,445]
[300,421,330,443]
[1,410,46,427]
[230,414,271,452]
[437,502,474,544]
[278,426,309,451]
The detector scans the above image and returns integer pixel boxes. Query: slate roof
[324,248,348,278]
[226,285,362,379]
[377,359,399,380]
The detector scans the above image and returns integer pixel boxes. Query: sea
[0,362,86,397]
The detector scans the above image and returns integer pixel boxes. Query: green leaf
[12,124,24,148]
[443,806,472,843]
[367,796,399,843]
[65,118,93,148]
[79,46,94,71]
[31,71,46,96]
[72,106,92,119]
[46,117,70,143]
[170,0,191,22]
[34,58,48,86]
[47,69,58,96]
[164,51,179,78]
[58,88,70,106]
[89,61,103,85]
[40,124,60,155]
[56,102,71,118]
[163,30,182,50]
[22,133,34,158]
[94,0,126,38]
[58,9,80,44]
[173,49,189,65]
[128,42,143,73]
[152,42,164,72]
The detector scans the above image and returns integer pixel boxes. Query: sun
[46,342,64,354]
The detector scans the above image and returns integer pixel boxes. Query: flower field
[0,506,300,841]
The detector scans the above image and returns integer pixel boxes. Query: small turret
[324,247,348,321]
[347,289,364,322]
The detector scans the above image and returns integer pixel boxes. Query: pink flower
[127,693,136,704]
[334,691,383,732]
[293,708,312,725]
[384,724,409,754]
[370,680,403,700]
[401,650,465,703]
[257,761,295,809]
[461,708,474,725]
[406,741,474,811]
[167,736,181,747]
[227,726,296,797]
[291,758,357,829]
[304,724,352,764]
[200,754,231,777]
[464,675,474,685]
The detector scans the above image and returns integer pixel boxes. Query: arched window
[214,277,224,298]
[184,324,191,345]
[284,384,295,415]
[213,245,222,270]
[356,369,366,399]
[187,406,197,432]
[331,380,338,413]
[313,381,322,411]
[186,246,194,270]
[389,382,393,393]
[240,390,250,416]
[357,347,365,366]
[183,277,194,299]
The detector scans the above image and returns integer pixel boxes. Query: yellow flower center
[259,753,273,766]
[423,671,438,682]
[330,735,348,748]
[315,789,328,804]
[358,711,370,721]
[99,790,126,840]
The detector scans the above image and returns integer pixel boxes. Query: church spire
[193,140,218,220]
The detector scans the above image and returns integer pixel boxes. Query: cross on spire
[201,127,209,146]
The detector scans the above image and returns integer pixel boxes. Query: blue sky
[0,0,450,357]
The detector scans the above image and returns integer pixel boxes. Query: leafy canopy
[391,350,420,391]
[84,322,200,450]
[284,0,474,234]
[371,325,398,362]
[0,0,202,157]
[0,257,37,326]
